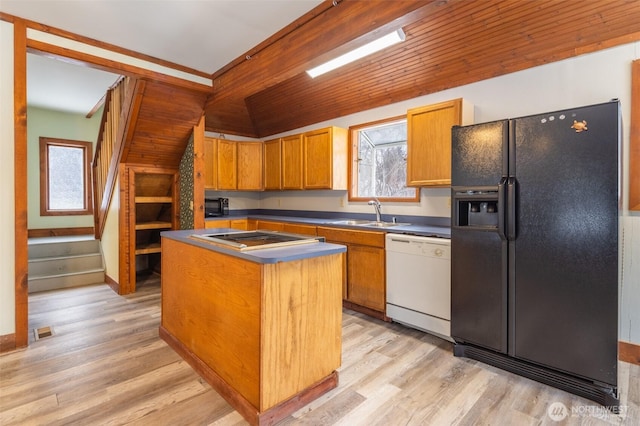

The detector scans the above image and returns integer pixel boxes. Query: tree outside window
[349,117,419,201]
[40,137,93,216]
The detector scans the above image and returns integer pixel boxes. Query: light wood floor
[1,281,638,425]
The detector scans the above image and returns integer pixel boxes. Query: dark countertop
[162,228,347,264]
[206,212,451,239]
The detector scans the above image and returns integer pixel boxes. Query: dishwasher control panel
[386,234,451,259]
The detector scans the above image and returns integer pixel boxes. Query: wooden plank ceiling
[204,0,640,138]
[121,79,208,168]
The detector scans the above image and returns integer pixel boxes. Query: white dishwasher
[385,234,453,342]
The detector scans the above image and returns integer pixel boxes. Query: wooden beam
[192,115,206,230]
[27,40,211,94]
[630,59,640,211]
[13,18,29,349]
[208,0,436,103]
[86,93,106,119]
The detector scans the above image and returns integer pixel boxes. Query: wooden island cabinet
[160,230,345,425]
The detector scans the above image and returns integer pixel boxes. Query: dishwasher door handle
[389,238,411,243]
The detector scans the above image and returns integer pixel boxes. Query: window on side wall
[349,117,419,201]
[40,137,93,216]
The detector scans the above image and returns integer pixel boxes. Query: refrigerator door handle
[506,177,517,240]
[498,177,508,240]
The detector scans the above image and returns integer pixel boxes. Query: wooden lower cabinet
[283,223,317,236]
[255,220,285,231]
[346,244,385,312]
[256,220,317,236]
[205,218,249,230]
[316,226,386,317]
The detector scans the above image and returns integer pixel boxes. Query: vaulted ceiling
[205,0,640,138]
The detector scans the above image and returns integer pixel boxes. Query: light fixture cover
[307,29,406,78]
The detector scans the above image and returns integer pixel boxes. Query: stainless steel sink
[328,219,372,225]
[328,219,410,228]
[361,221,410,228]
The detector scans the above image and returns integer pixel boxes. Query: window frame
[39,137,94,216]
[348,115,419,202]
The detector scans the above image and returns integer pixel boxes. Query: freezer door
[451,119,509,353]
[451,228,507,353]
[452,120,508,187]
[511,101,619,385]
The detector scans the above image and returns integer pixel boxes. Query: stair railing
[92,76,139,239]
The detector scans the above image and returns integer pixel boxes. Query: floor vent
[34,326,55,341]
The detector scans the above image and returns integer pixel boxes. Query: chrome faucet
[368,198,382,223]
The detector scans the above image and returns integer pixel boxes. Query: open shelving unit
[121,165,179,294]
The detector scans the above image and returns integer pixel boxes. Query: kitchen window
[39,137,93,216]
[349,117,419,201]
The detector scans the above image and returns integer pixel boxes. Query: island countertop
[161,228,346,264]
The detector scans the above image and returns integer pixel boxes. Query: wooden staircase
[28,236,105,293]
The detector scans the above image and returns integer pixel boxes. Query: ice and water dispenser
[453,189,500,229]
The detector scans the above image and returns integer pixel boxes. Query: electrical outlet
[277,198,281,207]
[340,197,345,207]
[447,197,451,207]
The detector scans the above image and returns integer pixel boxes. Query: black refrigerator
[450,100,619,406]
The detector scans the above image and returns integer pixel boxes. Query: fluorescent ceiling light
[306,29,406,78]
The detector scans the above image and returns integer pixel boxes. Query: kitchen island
[159,229,346,426]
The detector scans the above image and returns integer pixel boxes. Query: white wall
[27,106,102,230]
[100,175,120,281]
[0,20,16,336]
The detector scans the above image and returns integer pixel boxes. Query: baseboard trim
[28,227,94,238]
[342,300,388,322]
[0,333,16,353]
[105,274,119,294]
[159,326,338,425]
[619,341,640,365]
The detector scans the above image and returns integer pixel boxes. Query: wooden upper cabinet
[216,139,237,190]
[237,141,263,190]
[282,134,303,190]
[263,138,282,190]
[406,98,473,187]
[303,127,348,190]
[204,138,264,191]
[203,137,217,189]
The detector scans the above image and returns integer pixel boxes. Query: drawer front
[317,226,385,248]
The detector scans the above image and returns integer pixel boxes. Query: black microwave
[205,198,229,217]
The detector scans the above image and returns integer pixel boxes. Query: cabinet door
[203,137,216,189]
[347,244,385,312]
[257,220,285,231]
[230,219,248,230]
[216,139,237,190]
[303,129,332,189]
[282,223,317,236]
[282,134,303,189]
[205,219,231,229]
[407,99,462,187]
[237,141,263,190]
[263,139,282,190]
